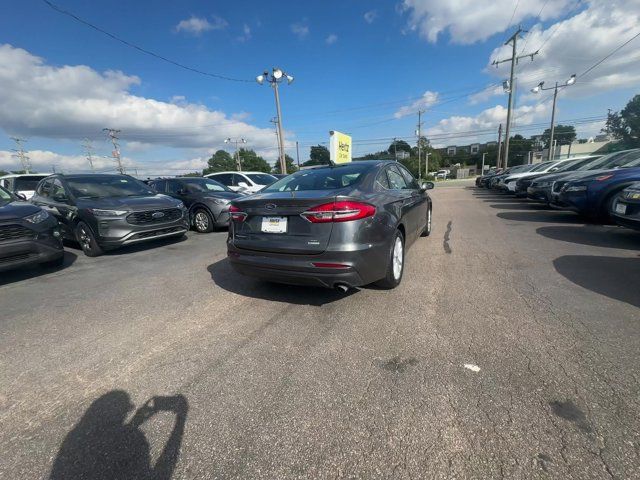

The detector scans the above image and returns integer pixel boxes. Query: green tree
[388,140,412,156]
[0,170,9,176]
[303,145,331,166]
[272,154,298,174]
[238,148,271,172]
[180,171,202,177]
[541,125,576,148]
[507,134,534,166]
[203,150,235,175]
[604,94,640,148]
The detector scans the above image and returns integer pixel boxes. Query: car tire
[375,229,405,289]
[193,208,214,233]
[40,254,65,269]
[421,208,432,237]
[75,221,104,257]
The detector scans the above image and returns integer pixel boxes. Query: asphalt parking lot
[1,180,639,479]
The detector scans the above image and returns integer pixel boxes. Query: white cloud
[364,10,378,24]
[488,0,640,100]
[175,15,228,35]
[237,23,252,42]
[468,85,505,105]
[291,22,309,39]
[0,44,279,161]
[325,34,338,45]
[402,0,575,44]
[395,91,439,118]
[0,150,116,173]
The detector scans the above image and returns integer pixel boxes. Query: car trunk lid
[230,190,338,254]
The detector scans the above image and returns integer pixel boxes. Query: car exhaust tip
[335,283,350,293]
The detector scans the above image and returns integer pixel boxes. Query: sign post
[329,131,352,164]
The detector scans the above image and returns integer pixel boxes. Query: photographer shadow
[49,390,188,480]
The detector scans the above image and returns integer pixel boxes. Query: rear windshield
[182,178,230,192]
[263,163,372,192]
[246,174,277,185]
[14,176,48,191]
[66,175,156,198]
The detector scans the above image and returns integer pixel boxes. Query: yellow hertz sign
[329,131,352,164]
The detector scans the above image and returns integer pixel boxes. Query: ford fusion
[227,161,434,290]
[30,174,188,257]
[0,185,64,272]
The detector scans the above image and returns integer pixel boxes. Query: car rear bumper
[611,199,640,230]
[227,241,387,288]
[0,236,64,272]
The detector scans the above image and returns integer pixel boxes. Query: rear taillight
[312,262,350,269]
[229,205,247,222]
[300,201,376,223]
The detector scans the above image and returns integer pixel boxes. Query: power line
[578,28,640,78]
[42,0,253,83]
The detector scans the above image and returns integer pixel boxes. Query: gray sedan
[227,160,434,290]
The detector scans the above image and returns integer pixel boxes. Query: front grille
[130,226,184,240]
[0,224,35,242]
[126,208,182,225]
[0,252,36,265]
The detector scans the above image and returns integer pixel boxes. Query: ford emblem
[151,211,165,219]
[264,203,276,210]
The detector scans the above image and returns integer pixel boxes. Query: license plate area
[615,203,627,215]
[261,216,287,233]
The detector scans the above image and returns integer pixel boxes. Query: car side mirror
[16,193,27,200]
[421,181,435,191]
[237,181,249,188]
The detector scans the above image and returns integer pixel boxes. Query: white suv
[0,174,50,199]
[205,171,278,193]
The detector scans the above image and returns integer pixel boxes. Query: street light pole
[531,74,576,161]
[257,68,294,175]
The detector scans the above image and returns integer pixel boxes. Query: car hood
[0,201,41,221]
[570,166,640,183]
[75,194,182,211]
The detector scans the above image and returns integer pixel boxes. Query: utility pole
[51,164,57,173]
[496,124,503,169]
[481,152,487,174]
[10,137,31,173]
[295,141,300,169]
[224,138,247,171]
[393,138,397,161]
[425,152,431,179]
[82,138,95,171]
[103,128,124,174]
[416,110,425,181]
[492,28,538,169]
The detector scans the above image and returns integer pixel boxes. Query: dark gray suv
[31,174,188,256]
[227,161,434,290]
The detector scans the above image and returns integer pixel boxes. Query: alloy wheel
[195,211,209,232]
[392,236,403,280]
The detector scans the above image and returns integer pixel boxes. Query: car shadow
[48,390,188,480]
[496,211,584,224]
[537,225,640,251]
[553,255,640,308]
[0,251,78,287]
[64,234,189,257]
[207,258,356,306]
[489,203,549,210]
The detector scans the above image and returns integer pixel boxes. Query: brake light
[312,262,350,269]
[301,201,376,223]
[595,174,614,181]
[229,205,247,222]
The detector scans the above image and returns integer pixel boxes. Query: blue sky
[1,0,639,174]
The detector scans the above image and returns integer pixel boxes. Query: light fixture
[224,138,231,143]
[531,82,544,94]
[286,74,294,85]
[502,80,511,93]
[256,74,264,85]
[272,68,283,79]
[566,74,576,85]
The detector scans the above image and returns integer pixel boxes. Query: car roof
[207,171,275,175]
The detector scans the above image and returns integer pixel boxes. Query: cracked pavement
[1,181,639,479]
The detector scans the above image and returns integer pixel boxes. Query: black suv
[31,174,189,257]
[0,185,64,271]
[149,177,243,233]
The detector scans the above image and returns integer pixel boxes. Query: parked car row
[475,149,640,230]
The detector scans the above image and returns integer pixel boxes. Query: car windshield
[263,163,371,192]
[182,178,231,192]
[0,186,13,204]
[577,150,639,170]
[553,157,597,172]
[66,175,156,198]
[14,176,47,191]
[530,162,556,172]
[246,173,277,185]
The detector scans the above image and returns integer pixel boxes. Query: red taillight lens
[312,262,350,269]
[229,205,247,222]
[301,201,376,223]
[595,174,614,181]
